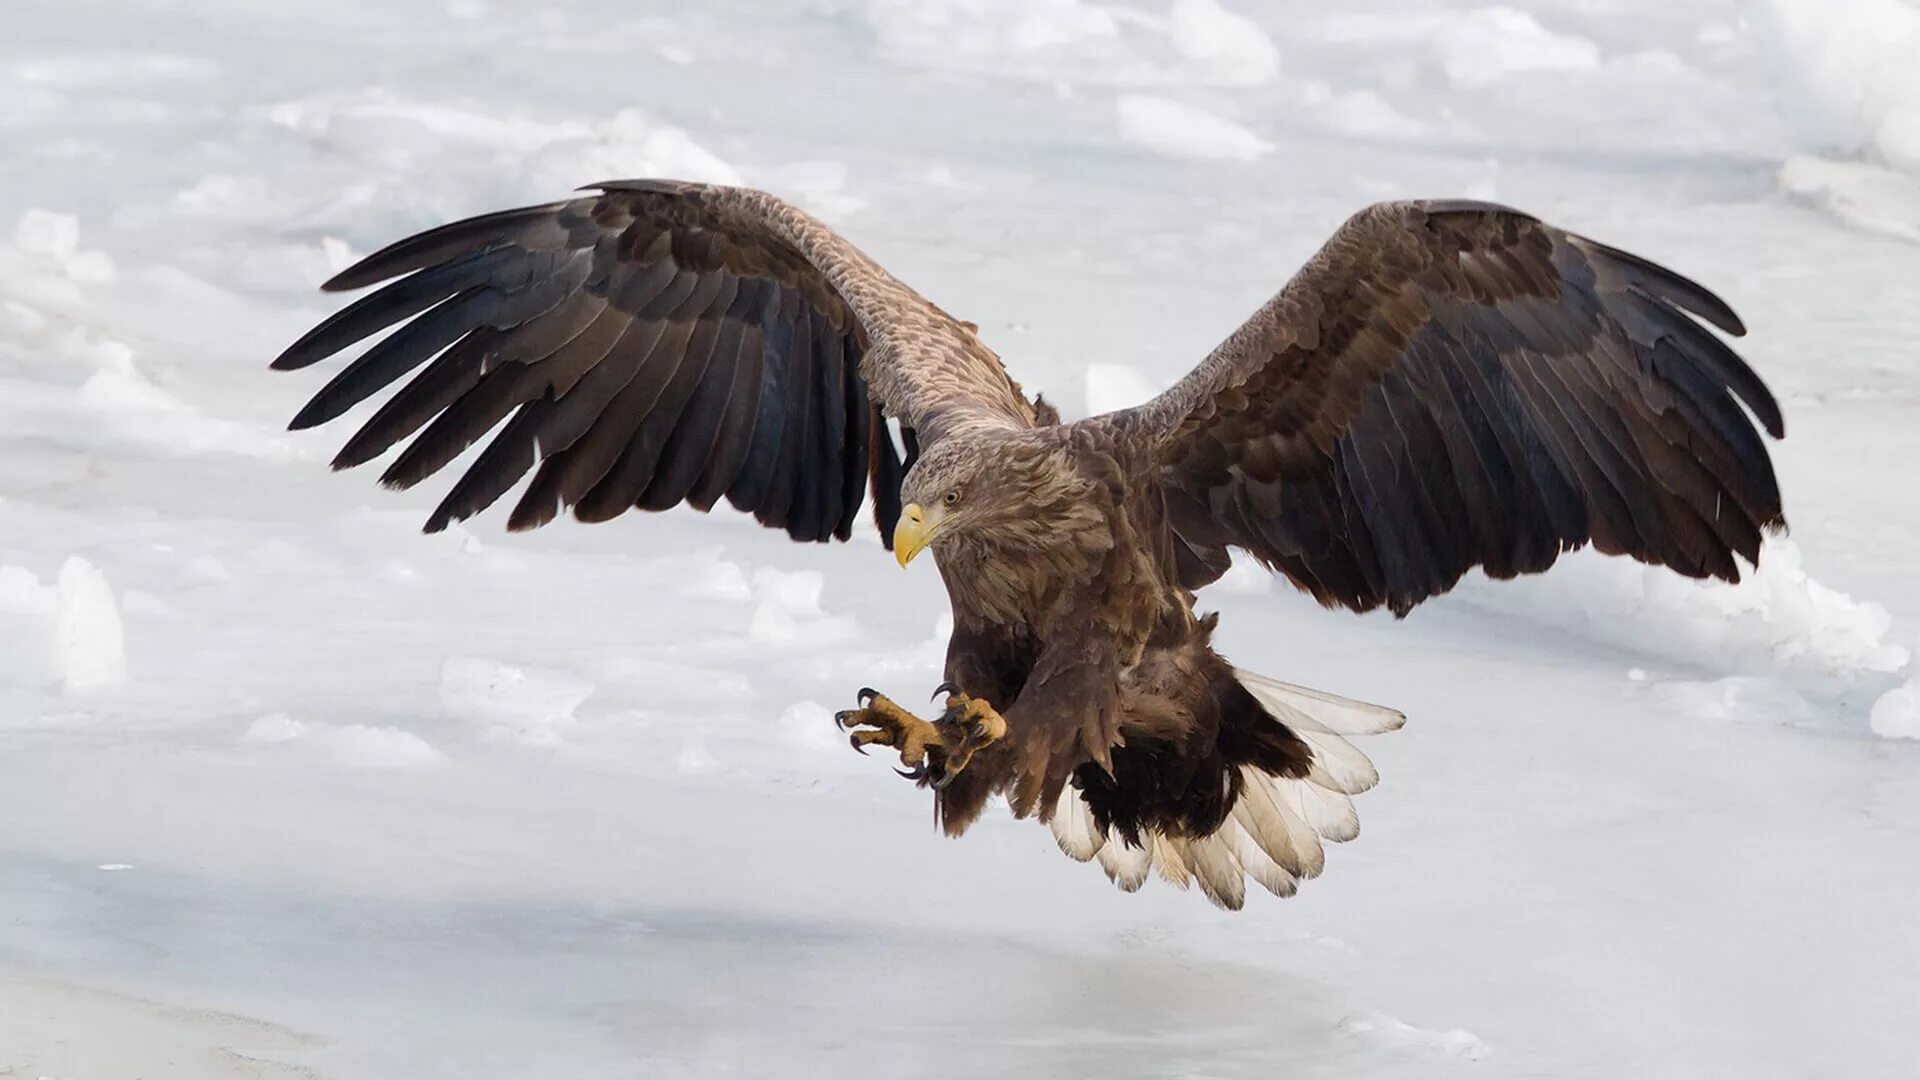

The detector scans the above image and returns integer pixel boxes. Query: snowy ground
[4,1,1920,1076]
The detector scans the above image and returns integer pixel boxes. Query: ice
[1778,156,1920,242]
[1081,360,1164,416]
[0,564,54,616]
[1870,682,1920,739]
[53,556,125,692]
[13,209,114,283]
[5,0,1920,1076]
[75,365,290,460]
[1115,93,1269,162]
[1166,0,1280,87]
[775,700,850,756]
[438,656,596,745]
[1211,555,1274,596]
[1313,7,1600,88]
[1757,0,1920,238]
[243,713,305,744]
[244,713,444,769]
[1302,85,1432,141]
[1448,538,1909,693]
[747,567,858,645]
[0,973,318,1080]
[1339,1012,1491,1061]
[865,0,1123,72]
[1755,0,1920,175]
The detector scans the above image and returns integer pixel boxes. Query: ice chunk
[866,0,1119,60]
[312,724,445,768]
[243,713,305,744]
[1339,1012,1490,1060]
[77,366,299,460]
[439,657,595,745]
[1115,94,1269,162]
[1308,87,1431,141]
[1167,0,1279,87]
[15,208,80,260]
[776,701,849,755]
[1313,7,1599,88]
[1779,156,1920,243]
[243,712,443,767]
[55,556,126,692]
[748,568,857,645]
[1870,682,1920,740]
[0,564,55,616]
[14,209,115,283]
[1755,0,1920,175]
[1451,538,1910,698]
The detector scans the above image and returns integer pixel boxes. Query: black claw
[932,681,962,702]
[931,769,960,792]
[834,710,855,731]
[849,733,869,756]
[896,764,928,782]
[857,687,877,707]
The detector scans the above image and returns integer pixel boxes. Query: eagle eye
[942,489,961,507]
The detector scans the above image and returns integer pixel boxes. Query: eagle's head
[892,430,1096,568]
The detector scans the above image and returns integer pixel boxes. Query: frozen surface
[3,1,1920,1078]
[1758,0,1920,240]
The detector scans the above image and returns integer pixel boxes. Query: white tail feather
[1227,818,1299,898]
[1235,669,1406,735]
[1235,765,1326,879]
[1049,786,1106,862]
[1151,833,1193,888]
[1183,830,1247,910]
[1097,834,1151,891]
[1055,671,1403,910]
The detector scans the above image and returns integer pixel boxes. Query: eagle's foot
[928,682,1007,786]
[834,685,1006,789]
[837,689,944,773]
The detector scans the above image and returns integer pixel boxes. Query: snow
[54,556,125,692]
[1779,155,1920,242]
[1758,0,1920,238]
[244,714,446,769]
[0,564,54,615]
[1756,0,1920,174]
[864,0,1126,78]
[1116,93,1270,161]
[15,209,114,283]
[1315,7,1602,89]
[1340,1011,1492,1062]
[1870,681,1920,739]
[1082,360,1164,416]
[1166,0,1281,88]
[1453,538,1909,686]
[438,656,595,745]
[5,1,1920,1077]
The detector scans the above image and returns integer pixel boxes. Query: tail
[1051,669,1405,910]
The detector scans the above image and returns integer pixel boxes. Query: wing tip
[320,260,391,294]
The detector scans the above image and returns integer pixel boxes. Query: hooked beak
[892,502,944,568]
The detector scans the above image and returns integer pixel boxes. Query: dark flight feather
[1131,200,1786,616]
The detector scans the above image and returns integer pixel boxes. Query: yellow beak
[893,502,941,568]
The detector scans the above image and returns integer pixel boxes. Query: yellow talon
[834,685,1008,787]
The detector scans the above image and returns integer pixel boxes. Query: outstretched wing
[1121,200,1786,615]
[273,179,1039,540]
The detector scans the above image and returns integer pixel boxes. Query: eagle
[273,180,1784,909]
